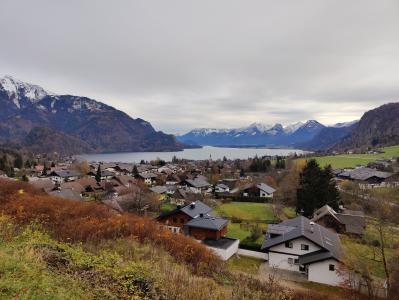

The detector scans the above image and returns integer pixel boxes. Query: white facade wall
[207,239,239,261]
[260,191,273,198]
[268,252,300,271]
[308,259,345,286]
[270,237,321,255]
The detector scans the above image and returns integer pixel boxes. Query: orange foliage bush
[0,179,225,276]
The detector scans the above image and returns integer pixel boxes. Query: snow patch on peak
[190,128,230,135]
[240,122,273,133]
[283,122,304,134]
[0,75,52,108]
[71,98,103,111]
[301,120,323,129]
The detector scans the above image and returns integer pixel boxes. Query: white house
[49,170,83,184]
[215,183,230,193]
[137,172,157,185]
[261,216,347,286]
[257,183,276,198]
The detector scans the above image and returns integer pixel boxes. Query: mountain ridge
[0,76,184,155]
[177,120,350,148]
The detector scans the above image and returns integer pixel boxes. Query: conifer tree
[95,165,102,183]
[132,165,139,176]
[296,159,340,217]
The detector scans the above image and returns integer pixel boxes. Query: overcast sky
[1,0,398,134]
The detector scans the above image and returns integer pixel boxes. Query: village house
[182,175,211,193]
[88,169,115,181]
[261,216,346,286]
[136,172,158,185]
[156,201,238,260]
[215,183,230,193]
[335,167,398,188]
[49,170,83,184]
[312,205,366,236]
[239,182,276,198]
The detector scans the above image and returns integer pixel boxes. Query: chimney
[310,221,315,233]
[199,213,204,218]
[190,202,196,209]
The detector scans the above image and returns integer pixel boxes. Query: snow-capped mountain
[0,75,51,109]
[283,122,304,134]
[0,76,183,154]
[178,120,326,147]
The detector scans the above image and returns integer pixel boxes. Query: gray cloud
[1,0,398,133]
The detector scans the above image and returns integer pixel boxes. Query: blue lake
[77,146,307,163]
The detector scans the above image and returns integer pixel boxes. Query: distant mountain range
[0,76,183,155]
[177,120,358,149]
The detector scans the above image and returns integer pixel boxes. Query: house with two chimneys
[261,216,348,286]
[156,201,239,260]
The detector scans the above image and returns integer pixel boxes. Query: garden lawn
[306,145,399,168]
[215,202,276,221]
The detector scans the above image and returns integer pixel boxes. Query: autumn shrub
[0,179,225,277]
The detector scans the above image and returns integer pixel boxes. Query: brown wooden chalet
[156,201,228,240]
[311,205,366,236]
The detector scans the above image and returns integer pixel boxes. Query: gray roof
[312,205,366,235]
[202,237,238,249]
[216,183,229,189]
[185,177,211,188]
[50,170,82,178]
[180,201,213,218]
[139,172,157,179]
[262,216,343,264]
[185,214,228,231]
[337,167,393,181]
[256,183,276,194]
[150,185,168,194]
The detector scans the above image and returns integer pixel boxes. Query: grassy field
[214,202,276,221]
[228,256,263,275]
[307,145,399,168]
[215,202,298,249]
[341,220,399,279]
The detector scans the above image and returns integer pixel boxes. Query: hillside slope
[0,76,183,155]
[298,122,358,151]
[334,102,399,150]
[0,179,339,300]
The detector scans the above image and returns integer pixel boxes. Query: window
[285,241,293,248]
[288,258,294,264]
[329,264,335,271]
[301,244,309,251]
[294,259,299,265]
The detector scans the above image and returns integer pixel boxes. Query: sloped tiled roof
[185,215,228,231]
[262,216,342,263]
[256,183,276,194]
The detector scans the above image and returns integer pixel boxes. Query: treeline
[249,155,286,172]
[0,148,37,178]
